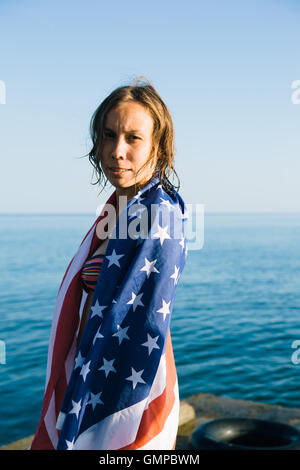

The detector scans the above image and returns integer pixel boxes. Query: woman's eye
[103,131,139,141]
[104,131,114,138]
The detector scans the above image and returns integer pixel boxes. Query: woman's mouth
[109,167,131,176]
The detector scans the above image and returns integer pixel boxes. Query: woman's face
[100,101,157,200]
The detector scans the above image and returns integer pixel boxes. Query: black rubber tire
[191,418,300,450]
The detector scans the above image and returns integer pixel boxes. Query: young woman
[30,78,188,450]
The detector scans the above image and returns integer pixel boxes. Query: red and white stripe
[30,190,179,450]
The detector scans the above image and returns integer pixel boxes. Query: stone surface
[178,401,196,427]
[0,435,34,450]
[185,392,300,426]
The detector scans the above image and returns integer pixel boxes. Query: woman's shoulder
[136,181,187,242]
[146,179,186,217]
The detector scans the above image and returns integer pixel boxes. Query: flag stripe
[72,397,149,450]
[64,290,88,383]
[119,332,178,449]
[33,420,55,450]
[44,391,59,449]
[137,380,179,450]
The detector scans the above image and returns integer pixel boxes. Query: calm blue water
[1,213,300,446]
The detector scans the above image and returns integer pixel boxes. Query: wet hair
[84,76,180,196]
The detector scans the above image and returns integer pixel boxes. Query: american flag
[30,175,188,450]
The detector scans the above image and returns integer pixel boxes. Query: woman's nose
[111,136,126,159]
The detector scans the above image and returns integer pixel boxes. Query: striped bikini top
[81,253,105,292]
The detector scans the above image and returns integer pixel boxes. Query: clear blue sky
[0,0,299,213]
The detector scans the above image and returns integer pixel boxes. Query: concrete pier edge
[1,392,300,450]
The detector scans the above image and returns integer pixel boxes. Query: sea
[0,212,300,446]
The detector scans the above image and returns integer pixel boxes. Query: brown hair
[84,76,180,196]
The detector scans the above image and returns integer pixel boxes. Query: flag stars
[87,391,104,411]
[170,265,180,285]
[112,325,130,345]
[90,301,107,319]
[98,357,117,378]
[160,198,173,211]
[65,438,75,450]
[127,292,144,312]
[126,367,146,390]
[140,257,160,278]
[74,351,85,369]
[69,399,82,419]
[80,360,91,382]
[106,249,124,268]
[157,299,171,321]
[141,333,160,356]
[153,224,171,246]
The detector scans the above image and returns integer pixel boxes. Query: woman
[30,78,188,450]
